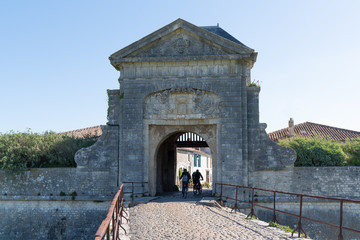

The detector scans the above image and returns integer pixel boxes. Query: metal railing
[215,183,360,239]
[95,184,128,240]
[122,181,148,201]
[94,182,148,240]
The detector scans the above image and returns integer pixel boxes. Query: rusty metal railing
[215,183,360,239]
[122,181,148,201]
[95,184,128,240]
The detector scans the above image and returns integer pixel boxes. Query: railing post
[272,191,278,223]
[338,200,344,240]
[106,227,110,240]
[220,183,223,199]
[132,182,134,201]
[292,194,307,238]
[246,187,257,219]
[232,186,239,213]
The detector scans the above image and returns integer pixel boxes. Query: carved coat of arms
[173,38,190,54]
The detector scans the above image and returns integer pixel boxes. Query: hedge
[278,136,360,167]
[0,131,98,172]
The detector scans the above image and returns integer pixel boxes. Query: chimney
[288,118,295,137]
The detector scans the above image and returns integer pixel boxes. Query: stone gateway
[75,18,295,196]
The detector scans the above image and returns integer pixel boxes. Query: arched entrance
[147,125,218,196]
[154,132,212,193]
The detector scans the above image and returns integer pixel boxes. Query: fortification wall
[0,168,118,240]
[251,166,360,198]
[247,167,360,239]
[0,168,118,198]
[0,200,110,240]
[245,201,360,240]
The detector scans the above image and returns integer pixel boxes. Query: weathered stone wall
[0,168,118,198]
[222,167,360,239]
[248,167,360,239]
[251,166,360,198]
[0,163,119,239]
[249,201,360,240]
[0,200,110,240]
[75,124,119,173]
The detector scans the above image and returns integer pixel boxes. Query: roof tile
[268,122,360,142]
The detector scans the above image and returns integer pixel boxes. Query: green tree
[278,136,346,167]
[0,131,98,172]
[343,138,360,166]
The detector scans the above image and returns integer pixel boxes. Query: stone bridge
[125,190,303,240]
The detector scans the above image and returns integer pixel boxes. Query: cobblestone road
[128,189,302,240]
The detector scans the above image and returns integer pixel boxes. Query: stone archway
[146,125,218,196]
[143,88,221,196]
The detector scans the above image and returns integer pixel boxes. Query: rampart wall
[251,166,360,198]
[248,166,360,239]
[1,166,359,239]
[0,168,118,240]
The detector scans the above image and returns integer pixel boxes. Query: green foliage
[202,181,211,188]
[278,136,346,166]
[246,215,258,220]
[246,79,261,87]
[0,131,98,172]
[71,191,77,200]
[343,138,360,166]
[269,221,299,235]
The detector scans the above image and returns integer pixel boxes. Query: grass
[269,221,306,237]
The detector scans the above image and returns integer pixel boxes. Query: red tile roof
[268,122,360,142]
[60,125,102,138]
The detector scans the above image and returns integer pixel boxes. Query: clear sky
[1,0,359,134]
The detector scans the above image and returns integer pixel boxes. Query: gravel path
[128,189,301,240]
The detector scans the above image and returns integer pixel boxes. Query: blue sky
[1,0,359,133]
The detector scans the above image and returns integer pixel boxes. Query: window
[194,154,201,167]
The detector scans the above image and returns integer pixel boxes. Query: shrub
[0,130,98,172]
[278,136,346,166]
[202,181,211,188]
[343,138,360,166]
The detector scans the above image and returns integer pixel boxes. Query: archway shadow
[151,188,213,203]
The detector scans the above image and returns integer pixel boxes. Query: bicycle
[182,182,189,198]
[193,181,202,195]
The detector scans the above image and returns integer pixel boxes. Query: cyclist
[180,169,191,198]
[193,169,203,193]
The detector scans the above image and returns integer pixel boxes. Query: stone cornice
[112,53,257,64]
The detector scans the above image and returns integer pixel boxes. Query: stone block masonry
[0,200,110,240]
[251,166,360,199]
[251,200,360,239]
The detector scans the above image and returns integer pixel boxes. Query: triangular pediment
[110,19,257,66]
[126,28,239,58]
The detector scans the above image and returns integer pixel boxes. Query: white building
[176,147,212,186]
